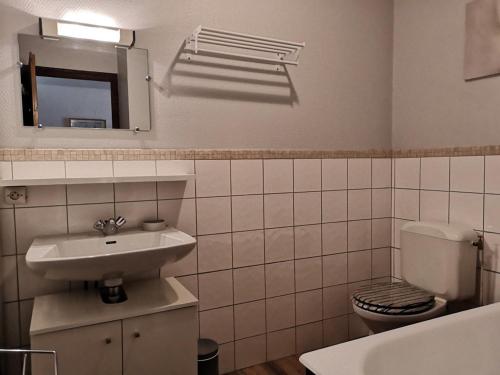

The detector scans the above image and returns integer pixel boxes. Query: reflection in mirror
[18,34,151,131]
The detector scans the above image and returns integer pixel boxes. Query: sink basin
[26,228,196,285]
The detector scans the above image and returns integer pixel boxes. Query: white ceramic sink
[26,228,196,284]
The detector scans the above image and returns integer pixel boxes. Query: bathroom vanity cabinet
[30,278,198,375]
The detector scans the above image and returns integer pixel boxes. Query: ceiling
[0,0,178,29]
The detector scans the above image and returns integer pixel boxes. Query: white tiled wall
[392,156,500,307]
[0,158,392,373]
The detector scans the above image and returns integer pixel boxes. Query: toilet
[352,221,478,333]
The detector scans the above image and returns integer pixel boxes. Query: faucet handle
[94,220,105,230]
[115,216,126,227]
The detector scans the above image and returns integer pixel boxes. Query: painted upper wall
[0,0,393,150]
[392,0,500,150]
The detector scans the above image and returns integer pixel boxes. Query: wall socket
[4,187,27,205]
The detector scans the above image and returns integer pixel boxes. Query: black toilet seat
[352,282,436,316]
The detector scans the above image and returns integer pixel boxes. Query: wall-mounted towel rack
[185,26,305,66]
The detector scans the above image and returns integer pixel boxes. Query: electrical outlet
[4,187,27,205]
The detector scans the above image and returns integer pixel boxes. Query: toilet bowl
[352,282,447,333]
[351,221,478,333]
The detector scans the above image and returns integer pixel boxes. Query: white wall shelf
[0,160,195,187]
[0,174,195,187]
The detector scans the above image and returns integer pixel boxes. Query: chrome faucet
[94,217,126,236]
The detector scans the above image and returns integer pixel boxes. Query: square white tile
[420,190,449,222]
[195,160,231,197]
[264,193,293,228]
[322,253,348,286]
[372,218,391,248]
[394,189,419,220]
[13,161,65,180]
[296,321,323,354]
[234,300,266,339]
[296,289,323,325]
[450,156,484,193]
[233,230,265,268]
[197,233,233,273]
[232,195,264,231]
[486,156,500,194]
[0,209,16,255]
[24,185,66,207]
[198,270,233,311]
[449,192,484,231]
[265,261,295,297]
[233,265,265,304]
[322,159,347,190]
[158,198,196,235]
[265,227,294,263]
[263,160,293,193]
[113,160,156,177]
[323,316,348,346]
[323,284,348,319]
[348,189,371,220]
[231,160,263,195]
[348,250,372,282]
[294,159,321,192]
[421,157,449,191]
[157,180,195,200]
[266,294,295,332]
[199,306,234,344]
[294,192,321,225]
[322,222,347,255]
[114,182,157,202]
[2,255,18,302]
[196,197,231,235]
[394,158,420,189]
[0,161,12,180]
[235,334,266,370]
[322,190,347,223]
[372,188,392,218]
[348,159,371,189]
[485,194,500,233]
[294,224,322,259]
[156,160,194,175]
[348,220,371,251]
[267,328,296,361]
[65,161,113,179]
[295,257,322,292]
[372,248,391,278]
[371,159,391,188]
[67,184,114,204]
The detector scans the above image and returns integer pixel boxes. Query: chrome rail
[0,349,58,375]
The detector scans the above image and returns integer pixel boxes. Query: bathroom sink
[26,228,196,285]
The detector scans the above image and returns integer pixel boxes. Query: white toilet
[352,221,478,333]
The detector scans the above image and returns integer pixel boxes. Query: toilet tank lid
[401,221,477,242]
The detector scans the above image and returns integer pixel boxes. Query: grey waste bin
[198,338,219,375]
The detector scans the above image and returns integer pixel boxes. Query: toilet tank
[400,222,478,301]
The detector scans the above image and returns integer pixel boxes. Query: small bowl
[142,219,167,232]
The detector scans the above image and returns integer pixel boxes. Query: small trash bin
[198,338,219,375]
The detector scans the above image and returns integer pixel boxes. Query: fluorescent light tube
[56,22,121,43]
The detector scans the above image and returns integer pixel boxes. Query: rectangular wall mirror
[18,33,151,131]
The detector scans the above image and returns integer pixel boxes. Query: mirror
[18,34,151,131]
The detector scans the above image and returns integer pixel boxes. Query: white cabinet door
[122,307,197,375]
[31,321,122,375]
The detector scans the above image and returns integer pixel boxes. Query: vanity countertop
[30,277,198,336]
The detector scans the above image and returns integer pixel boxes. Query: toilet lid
[352,282,435,316]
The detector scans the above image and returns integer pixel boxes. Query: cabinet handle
[105,337,112,344]
[133,331,141,338]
